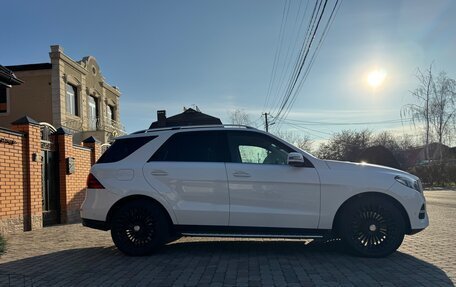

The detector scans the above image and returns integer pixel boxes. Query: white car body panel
[143,161,230,225]
[82,160,179,224]
[314,160,428,229]
[226,162,320,228]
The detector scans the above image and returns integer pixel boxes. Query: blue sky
[1,0,455,141]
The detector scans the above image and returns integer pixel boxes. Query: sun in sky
[367,69,387,89]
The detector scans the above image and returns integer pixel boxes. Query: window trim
[106,104,115,123]
[0,86,10,116]
[65,83,79,116]
[87,95,100,130]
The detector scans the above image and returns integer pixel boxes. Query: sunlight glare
[367,69,387,88]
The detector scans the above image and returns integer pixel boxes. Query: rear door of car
[143,130,231,226]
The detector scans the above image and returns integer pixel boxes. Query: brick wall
[0,128,26,234]
[13,122,43,231]
[55,131,94,223]
[0,117,101,233]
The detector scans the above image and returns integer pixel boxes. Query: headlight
[395,175,422,193]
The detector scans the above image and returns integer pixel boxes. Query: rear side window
[97,136,157,163]
[149,131,229,162]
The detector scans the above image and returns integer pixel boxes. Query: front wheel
[338,196,406,257]
[111,200,169,256]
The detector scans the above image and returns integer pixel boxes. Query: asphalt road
[0,190,454,286]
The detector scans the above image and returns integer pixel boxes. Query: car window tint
[149,131,229,162]
[97,136,157,163]
[239,145,268,163]
[228,131,293,165]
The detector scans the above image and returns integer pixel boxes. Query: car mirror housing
[287,152,305,167]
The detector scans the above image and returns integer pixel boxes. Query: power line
[274,0,329,122]
[263,0,290,113]
[279,0,342,124]
[285,117,414,126]
[270,0,318,116]
[268,0,310,115]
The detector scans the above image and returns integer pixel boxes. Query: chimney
[157,110,167,127]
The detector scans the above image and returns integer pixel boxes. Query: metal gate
[40,123,60,226]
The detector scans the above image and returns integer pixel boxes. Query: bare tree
[372,131,400,152]
[316,129,372,161]
[229,109,253,126]
[273,130,313,152]
[430,71,456,147]
[401,65,434,159]
[402,65,456,159]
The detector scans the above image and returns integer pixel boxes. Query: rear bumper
[82,218,110,231]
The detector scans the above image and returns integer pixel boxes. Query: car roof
[118,124,259,139]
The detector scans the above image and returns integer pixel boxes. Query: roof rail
[131,124,257,134]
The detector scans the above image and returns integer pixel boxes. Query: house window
[0,86,7,113]
[106,105,114,125]
[66,83,78,116]
[88,96,99,130]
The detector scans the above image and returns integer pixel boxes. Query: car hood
[323,160,417,179]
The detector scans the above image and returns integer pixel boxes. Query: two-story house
[1,45,125,143]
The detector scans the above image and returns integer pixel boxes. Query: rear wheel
[338,196,405,257]
[111,200,169,256]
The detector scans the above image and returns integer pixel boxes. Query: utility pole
[263,112,269,132]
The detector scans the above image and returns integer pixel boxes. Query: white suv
[81,125,428,257]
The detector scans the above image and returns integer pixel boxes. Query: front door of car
[225,131,321,229]
[143,130,230,226]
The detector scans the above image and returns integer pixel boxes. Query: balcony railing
[62,117,126,136]
[104,118,126,136]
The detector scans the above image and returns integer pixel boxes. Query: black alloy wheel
[111,201,168,256]
[338,196,405,257]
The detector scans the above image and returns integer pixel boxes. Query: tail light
[87,173,105,189]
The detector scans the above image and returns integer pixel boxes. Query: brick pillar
[53,127,73,224]
[11,116,43,231]
[82,136,101,165]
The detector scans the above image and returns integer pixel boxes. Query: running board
[174,225,330,239]
[181,233,324,239]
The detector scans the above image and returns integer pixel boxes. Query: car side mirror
[287,152,305,167]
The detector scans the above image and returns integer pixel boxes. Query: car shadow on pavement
[0,239,453,286]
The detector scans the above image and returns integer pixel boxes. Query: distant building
[1,45,125,143]
[0,65,23,112]
[149,108,222,129]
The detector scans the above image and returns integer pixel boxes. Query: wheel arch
[332,191,411,235]
[106,194,175,232]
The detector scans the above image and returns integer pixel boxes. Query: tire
[337,196,406,258]
[111,200,169,256]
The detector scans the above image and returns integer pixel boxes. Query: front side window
[228,131,293,165]
[149,131,229,163]
[66,84,78,116]
[0,86,7,113]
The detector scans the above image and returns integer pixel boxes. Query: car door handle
[150,170,168,176]
[233,171,251,178]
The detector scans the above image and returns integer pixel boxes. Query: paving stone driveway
[0,191,454,287]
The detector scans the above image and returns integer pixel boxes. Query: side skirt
[174,225,331,239]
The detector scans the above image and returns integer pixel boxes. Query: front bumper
[389,182,429,232]
[408,228,426,235]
